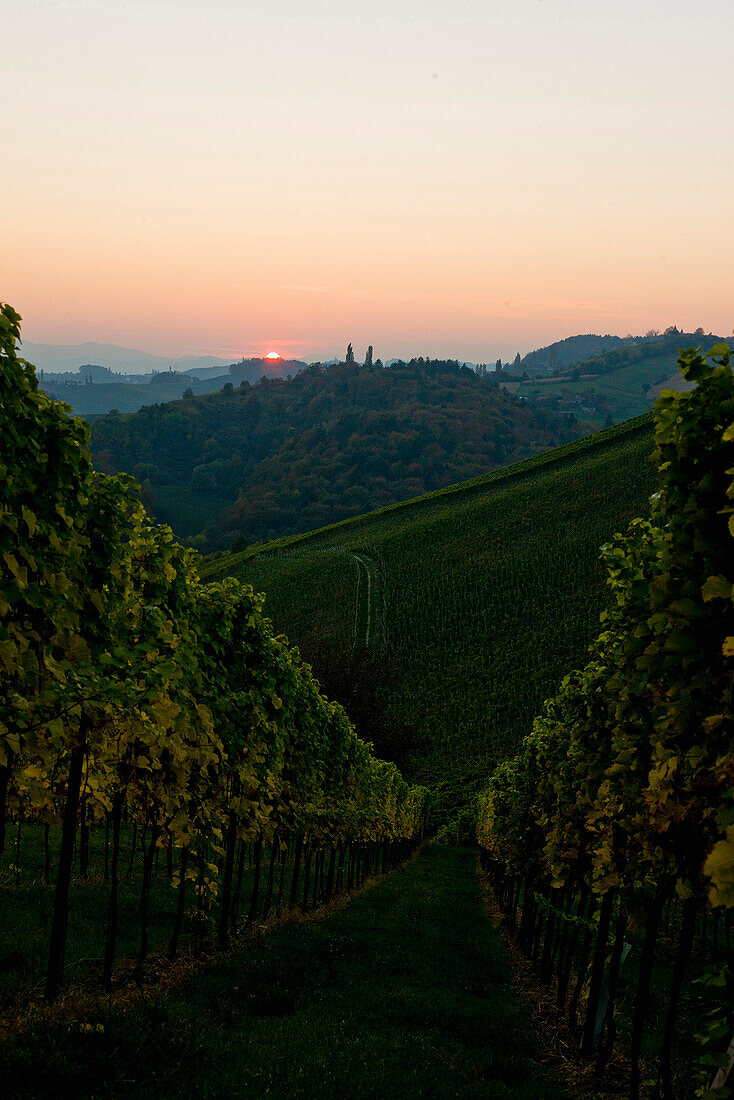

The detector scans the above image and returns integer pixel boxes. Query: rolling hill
[509,330,723,421]
[91,359,593,548]
[518,332,629,374]
[201,413,657,827]
[21,340,233,375]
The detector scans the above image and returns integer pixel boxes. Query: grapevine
[477,344,734,1098]
[0,303,427,999]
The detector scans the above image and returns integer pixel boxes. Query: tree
[346,343,355,365]
[365,346,373,369]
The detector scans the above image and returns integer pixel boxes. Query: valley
[203,415,657,824]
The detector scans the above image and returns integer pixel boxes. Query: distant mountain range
[24,329,720,379]
[32,354,309,416]
[21,341,234,376]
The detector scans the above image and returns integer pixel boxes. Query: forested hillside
[91,359,591,547]
[203,414,657,826]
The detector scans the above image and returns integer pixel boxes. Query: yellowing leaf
[704,828,734,907]
[3,552,27,589]
[21,506,37,537]
[702,575,732,602]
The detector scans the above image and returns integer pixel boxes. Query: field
[203,414,658,824]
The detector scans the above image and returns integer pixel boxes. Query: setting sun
[265,351,281,360]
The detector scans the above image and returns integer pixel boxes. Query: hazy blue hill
[37,356,309,417]
[517,328,720,379]
[519,333,626,374]
[22,340,233,375]
[38,374,227,416]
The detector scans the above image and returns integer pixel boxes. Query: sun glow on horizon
[265,351,281,360]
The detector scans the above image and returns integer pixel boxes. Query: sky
[3,0,734,363]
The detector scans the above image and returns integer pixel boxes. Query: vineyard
[204,410,658,824]
[478,344,734,1097]
[0,302,426,1006]
[3,298,733,1100]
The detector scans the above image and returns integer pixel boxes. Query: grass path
[3,847,568,1099]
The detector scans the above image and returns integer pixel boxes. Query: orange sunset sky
[3,0,734,363]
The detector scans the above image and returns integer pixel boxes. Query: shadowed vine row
[0,303,426,1001]
[477,345,734,1098]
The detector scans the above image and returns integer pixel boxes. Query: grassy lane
[3,848,568,1100]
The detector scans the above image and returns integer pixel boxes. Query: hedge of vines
[477,344,734,1099]
[0,303,427,1000]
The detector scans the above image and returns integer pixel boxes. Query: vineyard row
[477,345,734,1097]
[0,303,427,1001]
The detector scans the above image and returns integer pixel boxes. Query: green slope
[202,415,657,825]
